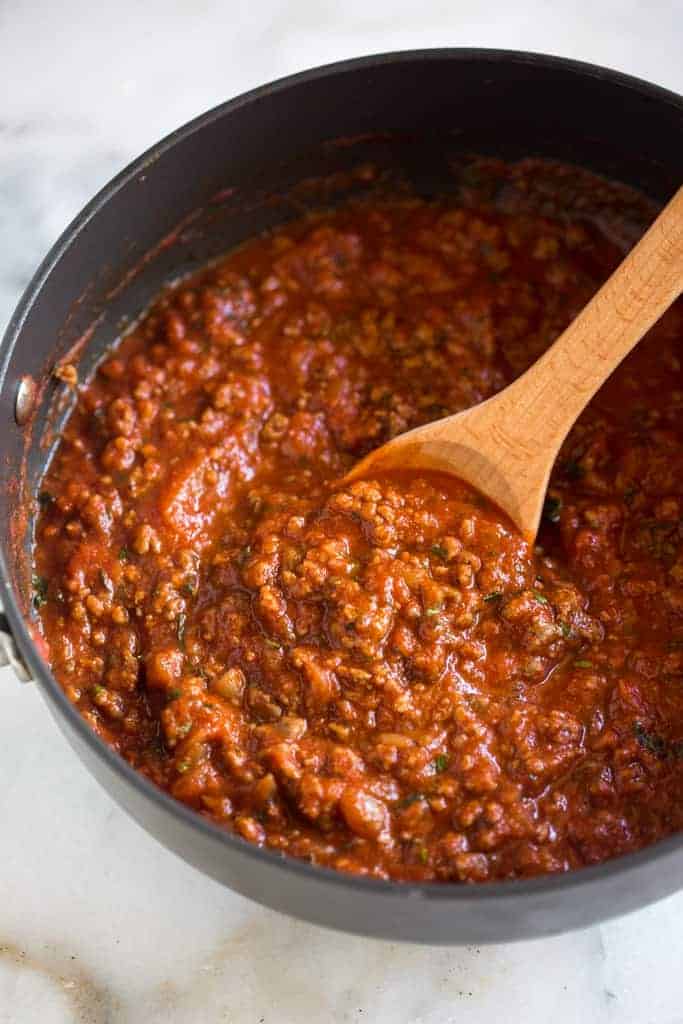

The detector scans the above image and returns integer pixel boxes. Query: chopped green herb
[118,546,129,561]
[634,722,668,759]
[564,459,585,480]
[574,659,593,669]
[532,590,549,604]
[264,637,283,650]
[176,613,187,649]
[418,847,429,864]
[401,792,425,808]
[433,754,449,773]
[559,621,571,638]
[543,496,562,524]
[177,722,192,737]
[483,591,502,603]
[430,543,448,561]
[91,684,106,698]
[148,734,165,756]
[176,760,191,773]
[168,688,182,700]
[181,580,198,598]
[424,605,443,617]
[32,574,48,610]
[633,722,683,761]
[38,491,54,507]
[236,545,252,566]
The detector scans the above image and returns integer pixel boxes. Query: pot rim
[2,47,682,910]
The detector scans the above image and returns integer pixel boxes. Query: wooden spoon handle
[502,185,683,451]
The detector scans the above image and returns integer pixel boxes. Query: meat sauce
[34,161,683,882]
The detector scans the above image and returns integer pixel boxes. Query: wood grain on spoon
[345,185,683,542]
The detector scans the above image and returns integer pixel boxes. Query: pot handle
[0,612,33,683]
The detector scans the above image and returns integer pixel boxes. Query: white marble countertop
[2,2,683,1021]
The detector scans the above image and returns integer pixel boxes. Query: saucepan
[1,50,682,944]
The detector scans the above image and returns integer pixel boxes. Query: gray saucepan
[1,49,682,943]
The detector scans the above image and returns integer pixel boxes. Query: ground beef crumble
[34,167,683,881]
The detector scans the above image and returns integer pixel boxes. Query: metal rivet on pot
[15,375,37,426]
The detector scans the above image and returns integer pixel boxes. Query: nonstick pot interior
[1,50,682,943]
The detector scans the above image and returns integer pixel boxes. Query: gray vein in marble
[0,940,118,1023]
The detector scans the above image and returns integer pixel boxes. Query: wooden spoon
[345,186,683,542]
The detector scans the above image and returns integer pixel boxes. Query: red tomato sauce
[34,161,683,881]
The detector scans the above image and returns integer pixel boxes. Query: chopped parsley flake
[483,591,502,603]
[236,545,252,566]
[32,574,48,610]
[564,459,585,481]
[634,722,669,759]
[430,543,448,561]
[433,754,449,773]
[543,496,562,524]
[401,792,425,808]
[424,605,443,617]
